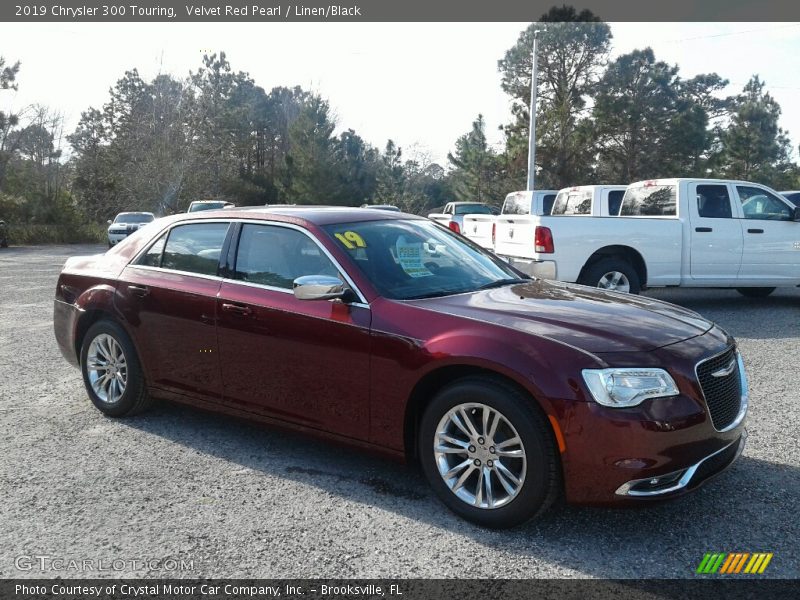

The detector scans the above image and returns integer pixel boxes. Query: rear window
[501,193,531,215]
[551,190,592,215]
[454,204,492,215]
[607,190,624,215]
[620,185,677,216]
[542,194,556,215]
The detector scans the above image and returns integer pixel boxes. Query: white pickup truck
[495,178,800,296]
[427,202,496,235]
[494,185,624,261]
[463,190,558,250]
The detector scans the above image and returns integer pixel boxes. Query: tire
[80,319,153,417]
[419,376,560,528]
[108,241,113,248]
[736,287,776,298]
[579,257,641,294]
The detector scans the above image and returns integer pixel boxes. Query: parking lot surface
[1,245,798,578]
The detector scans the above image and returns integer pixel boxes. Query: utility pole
[527,29,542,191]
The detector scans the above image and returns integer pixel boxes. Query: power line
[658,23,800,44]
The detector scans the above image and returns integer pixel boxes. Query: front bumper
[108,231,129,245]
[500,255,556,279]
[615,430,746,497]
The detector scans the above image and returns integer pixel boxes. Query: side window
[737,186,793,221]
[138,231,168,267]
[542,194,556,215]
[161,223,229,276]
[607,190,624,215]
[696,185,732,219]
[234,224,339,289]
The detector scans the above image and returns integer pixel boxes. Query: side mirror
[293,275,349,301]
[107,219,112,225]
[793,206,800,221]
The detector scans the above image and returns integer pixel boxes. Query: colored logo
[696,552,773,574]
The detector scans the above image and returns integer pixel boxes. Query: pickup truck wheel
[419,376,559,528]
[80,320,153,417]
[736,287,775,298]
[580,258,641,294]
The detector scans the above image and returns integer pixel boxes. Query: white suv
[107,212,155,247]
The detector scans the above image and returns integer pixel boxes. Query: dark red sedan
[54,207,748,528]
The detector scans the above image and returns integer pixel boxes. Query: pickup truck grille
[696,348,741,431]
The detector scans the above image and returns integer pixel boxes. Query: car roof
[168,205,424,226]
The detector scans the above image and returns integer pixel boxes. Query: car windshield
[454,204,492,215]
[782,192,800,207]
[114,213,153,223]
[189,202,227,212]
[323,219,525,300]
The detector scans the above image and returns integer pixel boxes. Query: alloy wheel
[86,333,128,404]
[433,402,527,509]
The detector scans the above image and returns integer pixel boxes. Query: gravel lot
[1,244,798,579]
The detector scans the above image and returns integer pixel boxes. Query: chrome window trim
[126,264,224,284]
[694,346,749,433]
[615,430,746,497]
[128,217,370,307]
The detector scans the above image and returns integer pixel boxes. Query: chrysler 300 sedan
[54,207,748,528]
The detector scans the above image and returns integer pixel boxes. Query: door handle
[695,227,713,232]
[747,228,764,234]
[127,284,150,298]
[221,303,253,316]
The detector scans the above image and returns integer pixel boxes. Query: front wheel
[736,287,775,298]
[80,319,153,417]
[419,376,560,528]
[579,258,641,294]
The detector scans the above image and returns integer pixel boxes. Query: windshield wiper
[476,278,526,291]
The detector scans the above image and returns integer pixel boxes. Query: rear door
[116,221,231,401]
[687,182,742,281]
[215,222,372,439]
[734,185,800,283]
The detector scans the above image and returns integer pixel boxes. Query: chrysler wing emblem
[711,359,736,378]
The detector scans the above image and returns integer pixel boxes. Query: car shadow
[122,401,799,578]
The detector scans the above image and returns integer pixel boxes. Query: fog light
[629,469,685,493]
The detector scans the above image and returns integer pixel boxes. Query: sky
[1,22,799,166]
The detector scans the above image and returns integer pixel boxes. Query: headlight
[581,368,679,408]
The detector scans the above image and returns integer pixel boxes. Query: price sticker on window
[334,231,367,249]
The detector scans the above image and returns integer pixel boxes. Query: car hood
[406,279,714,353]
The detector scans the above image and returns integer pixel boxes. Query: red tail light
[491,222,496,245]
[534,226,554,253]
[448,221,461,234]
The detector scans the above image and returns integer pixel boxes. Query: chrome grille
[696,347,741,431]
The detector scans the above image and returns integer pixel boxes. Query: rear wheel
[80,320,153,417]
[419,376,559,528]
[736,287,775,298]
[579,257,641,294]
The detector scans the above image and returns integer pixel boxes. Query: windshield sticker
[396,237,434,278]
[334,231,367,249]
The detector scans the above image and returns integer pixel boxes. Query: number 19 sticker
[335,231,367,249]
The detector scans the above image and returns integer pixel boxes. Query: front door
[734,185,800,283]
[216,222,372,440]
